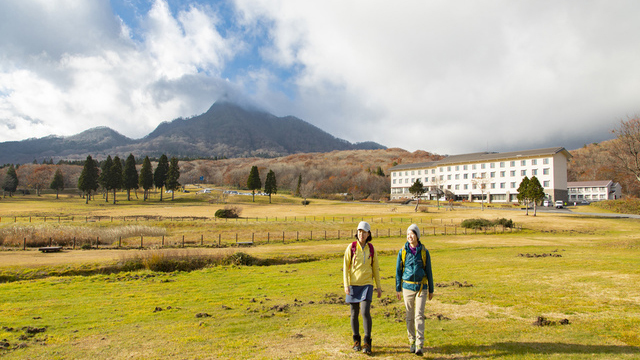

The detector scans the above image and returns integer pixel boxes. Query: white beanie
[408,224,420,240]
[357,221,371,232]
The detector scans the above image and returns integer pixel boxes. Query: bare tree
[471,175,490,211]
[611,116,640,182]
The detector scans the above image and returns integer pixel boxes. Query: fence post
[296,231,299,241]
[141,236,144,248]
[219,234,221,246]
[236,234,238,244]
[23,238,26,250]
[73,237,76,249]
[182,235,185,247]
[283,231,285,243]
[201,235,204,246]
[49,237,52,247]
[96,237,99,249]
[162,236,165,247]
[324,230,326,240]
[338,230,340,239]
[252,233,254,244]
[119,237,121,248]
[268,232,270,244]
[310,231,312,240]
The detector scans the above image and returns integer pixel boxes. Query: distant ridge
[0,101,386,164]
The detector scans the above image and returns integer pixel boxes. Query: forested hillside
[1,148,441,200]
[567,139,640,198]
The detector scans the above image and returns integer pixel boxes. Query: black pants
[350,300,372,337]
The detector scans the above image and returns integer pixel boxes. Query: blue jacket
[395,241,434,294]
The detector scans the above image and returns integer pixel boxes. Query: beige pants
[402,287,427,349]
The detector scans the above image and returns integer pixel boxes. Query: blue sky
[1,0,640,155]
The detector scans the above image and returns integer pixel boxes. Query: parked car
[543,200,550,207]
[555,200,564,209]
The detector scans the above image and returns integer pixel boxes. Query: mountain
[0,101,386,164]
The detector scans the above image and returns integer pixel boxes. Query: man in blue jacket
[396,224,434,356]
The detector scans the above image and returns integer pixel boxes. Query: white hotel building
[389,147,572,203]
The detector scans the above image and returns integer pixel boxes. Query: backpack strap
[350,241,374,268]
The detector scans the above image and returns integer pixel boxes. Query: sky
[1,0,639,155]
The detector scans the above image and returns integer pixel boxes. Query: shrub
[301,200,310,205]
[215,206,242,218]
[417,206,429,213]
[461,218,515,229]
[494,218,514,228]
[461,218,493,229]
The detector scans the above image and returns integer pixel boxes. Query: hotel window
[472,164,477,170]
[455,184,460,190]
[543,168,550,175]
[532,169,538,176]
[447,175,452,180]
[532,159,537,165]
[411,171,415,175]
[439,175,444,181]
[500,182,506,189]
[418,170,421,175]
[490,172,496,178]
[521,170,526,176]
[431,177,436,182]
[521,160,526,166]
[543,180,550,187]
[424,177,429,183]
[543,158,549,164]
[510,170,516,177]
[490,163,495,169]
[405,179,409,183]
[463,174,468,179]
[472,173,476,179]
[500,162,505,168]
[393,179,396,184]
[464,184,468,190]
[510,161,515,167]
[472,184,477,190]
[463,165,468,170]
[431,169,435,174]
[511,182,516,188]
[447,166,451,171]
[405,171,408,176]
[481,163,486,169]
[500,171,505,177]
[455,174,460,180]
[491,183,496,189]
[481,172,487,178]
[439,167,444,172]
[455,165,459,171]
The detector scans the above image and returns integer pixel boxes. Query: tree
[264,169,277,203]
[166,157,181,201]
[99,155,113,202]
[2,165,18,197]
[154,154,169,201]
[409,178,426,212]
[108,156,123,204]
[528,176,545,216]
[610,116,640,182]
[247,165,262,202]
[78,155,99,204]
[123,154,139,201]
[471,175,490,211]
[139,156,154,201]
[26,165,53,196]
[296,174,302,196]
[517,176,531,215]
[50,168,65,199]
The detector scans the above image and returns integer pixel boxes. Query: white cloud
[1,0,639,155]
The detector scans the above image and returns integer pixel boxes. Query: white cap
[408,224,420,240]
[357,221,371,232]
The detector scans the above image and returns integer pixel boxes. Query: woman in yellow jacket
[343,221,382,355]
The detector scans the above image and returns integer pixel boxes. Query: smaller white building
[567,180,621,202]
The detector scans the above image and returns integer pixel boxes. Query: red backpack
[350,241,374,268]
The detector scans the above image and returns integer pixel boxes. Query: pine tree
[109,156,123,204]
[528,176,546,216]
[517,176,531,215]
[139,156,154,201]
[166,157,181,200]
[78,155,99,204]
[99,155,113,202]
[247,166,261,202]
[409,178,426,212]
[50,168,65,199]
[264,169,277,204]
[123,154,139,201]
[2,165,18,197]
[154,154,169,201]
[296,174,302,196]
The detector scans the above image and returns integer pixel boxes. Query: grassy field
[0,193,639,359]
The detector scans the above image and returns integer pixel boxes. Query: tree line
[77,154,180,204]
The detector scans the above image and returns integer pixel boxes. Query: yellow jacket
[343,241,381,289]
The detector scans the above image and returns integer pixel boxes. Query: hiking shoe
[410,343,416,353]
[415,348,423,356]
[362,343,372,355]
[352,341,362,351]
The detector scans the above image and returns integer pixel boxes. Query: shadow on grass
[376,342,639,358]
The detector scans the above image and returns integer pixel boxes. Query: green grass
[1,231,639,359]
